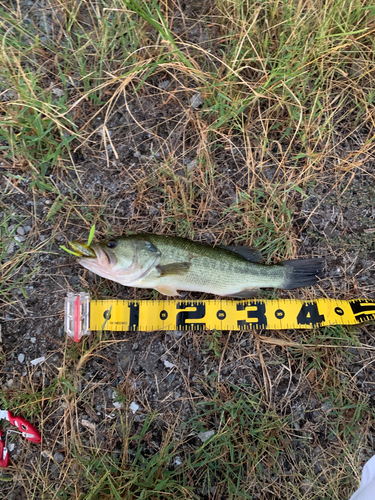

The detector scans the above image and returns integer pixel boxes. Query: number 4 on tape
[64,294,375,342]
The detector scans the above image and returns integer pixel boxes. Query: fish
[69,234,324,298]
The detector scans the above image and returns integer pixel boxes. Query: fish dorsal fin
[220,245,263,263]
[156,262,191,277]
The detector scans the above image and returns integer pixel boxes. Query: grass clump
[0,210,38,306]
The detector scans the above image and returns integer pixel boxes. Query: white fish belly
[135,260,286,295]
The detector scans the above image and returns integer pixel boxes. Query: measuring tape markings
[89,298,375,332]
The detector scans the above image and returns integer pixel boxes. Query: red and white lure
[0,410,41,467]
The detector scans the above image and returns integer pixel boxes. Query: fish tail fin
[281,258,324,289]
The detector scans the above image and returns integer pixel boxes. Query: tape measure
[65,293,375,341]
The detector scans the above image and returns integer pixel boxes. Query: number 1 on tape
[64,295,375,341]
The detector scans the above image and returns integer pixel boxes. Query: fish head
[69,236,161,285]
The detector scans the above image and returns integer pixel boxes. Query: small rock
[113,401,123,409]
[18,353,25,363]
[6,241,15,254]
[313,446,322,457]
[186,159,198,172]
[42,450,52,459]
[50,463,60,479]
[321,400,334,412]
[30,356,46,366]
[23,226,32,234]
[129,402,139,414]
[171,330,183,338]
[190,93,204,109]
[164,360,175,369]
[53,452,64,464]
[67,74,80,88]
[81,419,96,430]
[149,207,159,216]
[55,233,64,242]
[17,226,25,236]
[300,480,313,494]
[159,80,170,89]
[30,337,36,343]
[96,124,112,137]
[312,410,321,420]
[198,430,215,442]
[51,87,64,97]
[8,443,15,452]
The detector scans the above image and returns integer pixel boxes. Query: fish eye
[107,241,117,249]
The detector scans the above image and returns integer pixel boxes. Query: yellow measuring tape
[88,298,375,332]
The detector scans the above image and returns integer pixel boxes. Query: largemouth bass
[69,234,324,298]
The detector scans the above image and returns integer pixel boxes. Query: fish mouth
[69,241,116,266]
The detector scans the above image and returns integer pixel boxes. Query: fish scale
[135,235,284,295]
[140,257,284,295]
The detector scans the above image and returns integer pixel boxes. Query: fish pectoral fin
[226,288,260,298]
[220,245,263,263]
[155,285,180,296]
[156,262,191,277]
